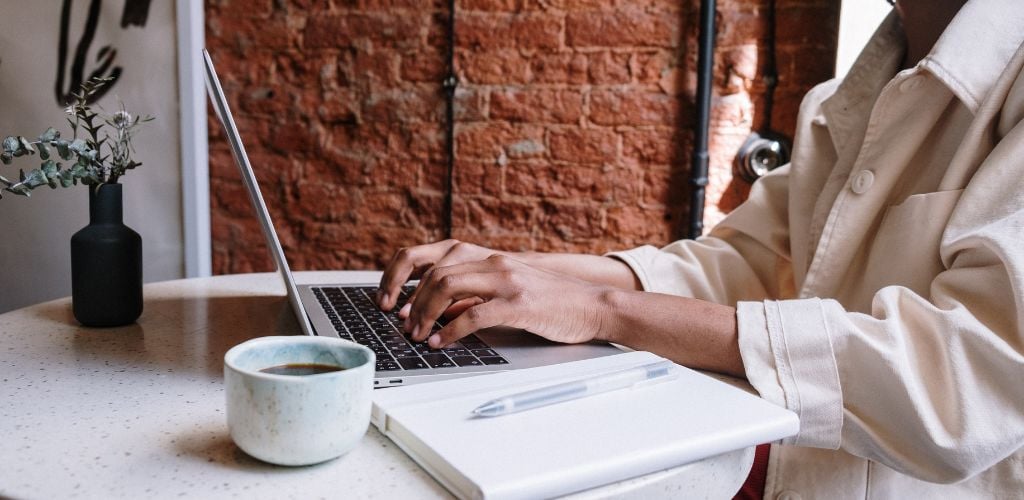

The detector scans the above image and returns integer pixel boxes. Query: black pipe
[687,0,715,239]
[443,0,457,239]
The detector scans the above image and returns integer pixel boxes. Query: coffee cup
[223,336,375,466]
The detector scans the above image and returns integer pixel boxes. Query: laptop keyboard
[312,285,509,372]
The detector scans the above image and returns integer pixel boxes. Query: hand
[405,254,608,349]
[376,239,504,312]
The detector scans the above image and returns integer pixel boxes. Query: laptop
[202,50,622,388]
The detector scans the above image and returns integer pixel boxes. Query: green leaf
[38,143,50,160]
[55,140,71,160]
[1,152,11,165]
[2,136,18,153]
[39,127,59,142]
[59,169,75,188]
[41,160,59,177]
[69,139,88,154]
[20,168,46,188]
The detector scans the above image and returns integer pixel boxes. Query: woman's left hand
[404,254,609,348]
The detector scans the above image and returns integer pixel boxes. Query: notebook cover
[371,351,799,500]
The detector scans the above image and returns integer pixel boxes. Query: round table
[0,272,754,499]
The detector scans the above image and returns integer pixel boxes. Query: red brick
[454,197,539,233]
[459,50,531,85]
[548,127,618,163]
[458,13,562,50]
[505,162,611,200]
[304,14,429,50]
[530,52,589,85]
[588,51,631,85]
[589,90,678,126]
[491,89,584,123]
[454,159,503,196]
[566,10,677,48]
[621,127,679,163]
[456,122,546,159]
[538,201,605,240]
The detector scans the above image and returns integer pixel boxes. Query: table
[0,272,754,499]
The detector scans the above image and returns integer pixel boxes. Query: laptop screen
[202,49,315,336]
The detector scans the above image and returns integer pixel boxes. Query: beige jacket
[610,2,1024,498]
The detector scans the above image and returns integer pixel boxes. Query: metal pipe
[443,0,457,239]
[687,0,716,239]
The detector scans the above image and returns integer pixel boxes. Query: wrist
[592,286,631,345]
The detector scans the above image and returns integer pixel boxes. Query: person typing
[376,0,1024,497]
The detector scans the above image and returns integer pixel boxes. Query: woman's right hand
[376,239,505,312]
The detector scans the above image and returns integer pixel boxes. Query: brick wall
[206,0,838,274]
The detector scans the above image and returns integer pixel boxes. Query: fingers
[401,241,495,312]
[408,259,514,342]
[444,297,485,319]
[376,239,458,310]
[428,301,509,348]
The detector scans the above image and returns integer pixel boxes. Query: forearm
[514,252,642,291]
[595,288,745,377]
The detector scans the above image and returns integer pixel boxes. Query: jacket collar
[818,13,903,155]
[921,0,1024,113]
[817,0,1024,151]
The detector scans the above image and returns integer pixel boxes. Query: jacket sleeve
[738,118,1024,484]
[607,161,795,305]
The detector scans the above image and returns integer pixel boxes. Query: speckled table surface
[0,271,753,499]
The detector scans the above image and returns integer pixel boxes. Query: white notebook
[371,350,799,500]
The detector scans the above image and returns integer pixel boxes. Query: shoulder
[997,44,1024,137]
[799,79,843,115]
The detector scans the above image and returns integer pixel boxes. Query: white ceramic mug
[223,336,375,466]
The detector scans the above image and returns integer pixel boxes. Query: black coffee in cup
[259,363,344,376]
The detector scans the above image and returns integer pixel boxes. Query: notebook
[372,351,800,500]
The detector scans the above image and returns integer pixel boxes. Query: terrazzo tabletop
[0,271,753,499]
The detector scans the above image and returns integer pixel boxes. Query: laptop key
[471,349,499,358]
[422,353,455,368]
[391,349,419,358]
[451,356,483,367]
[397,357,429,370]
[376,360,401,371]
[413,343,441,353]
[479,356,509,365]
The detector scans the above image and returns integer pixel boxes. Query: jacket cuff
[604,245,660,292]
[737,299,843,449]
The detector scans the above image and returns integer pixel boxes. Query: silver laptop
[202,50,621,388]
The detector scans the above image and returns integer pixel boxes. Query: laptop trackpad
[474,327,623,368]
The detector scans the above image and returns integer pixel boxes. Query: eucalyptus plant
[0,77,153,199]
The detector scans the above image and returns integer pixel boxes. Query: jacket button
[851,170,875,194]
[777,491,802,500]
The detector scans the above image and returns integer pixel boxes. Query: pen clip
[631,366,679,389]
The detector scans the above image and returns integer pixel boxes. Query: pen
[471,360,676,417]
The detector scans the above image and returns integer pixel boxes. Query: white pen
[471,360,676,418]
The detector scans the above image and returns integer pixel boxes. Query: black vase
[71,183,143,327]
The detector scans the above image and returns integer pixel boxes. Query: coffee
[259,363,344,376]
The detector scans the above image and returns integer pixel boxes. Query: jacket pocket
[860,189,965,299]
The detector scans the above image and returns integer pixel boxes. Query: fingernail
[379,292,389,307]
[428,334,439,348]
[411,324,420,340]
[399,303,411,318]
